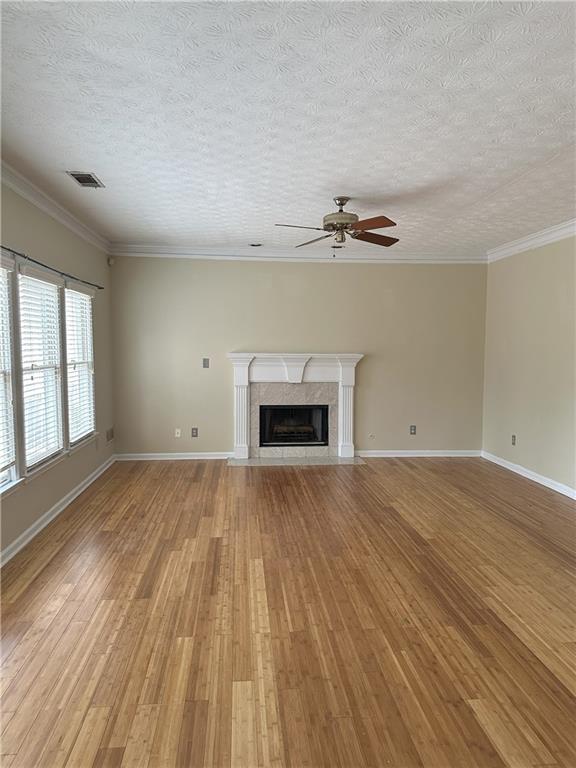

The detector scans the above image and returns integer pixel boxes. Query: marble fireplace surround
[227,353,364,460]
[251,382,338,458]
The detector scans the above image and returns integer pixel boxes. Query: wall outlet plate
[174,428,182,438]
[512,434,516,445]
[191,427,199,438]
[410,425,417,435]
[202,358,210,369]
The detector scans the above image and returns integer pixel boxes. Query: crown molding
[6,162,572,264]
[108,242,485,265]
[2,162,110,252]
[487,218,576,263]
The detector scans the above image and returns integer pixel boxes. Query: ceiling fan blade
[295,233,335,248]
[351,215,396,231]
[352,232,399,247]
[275,224,325,231]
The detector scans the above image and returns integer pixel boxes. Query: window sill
[0,477,25,498]
[0,432,100,497]
[69,432,99,454]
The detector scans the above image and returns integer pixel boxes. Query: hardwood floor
[1,458,575,768]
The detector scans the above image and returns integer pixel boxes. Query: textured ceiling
[2,1,575,261]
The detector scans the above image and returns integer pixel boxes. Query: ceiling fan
[276,196,399,248]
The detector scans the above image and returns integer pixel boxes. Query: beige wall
[1,185,115,550]
[112,257,487,454]
[483,237,576,489]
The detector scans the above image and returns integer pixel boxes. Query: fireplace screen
[259,405,329,446]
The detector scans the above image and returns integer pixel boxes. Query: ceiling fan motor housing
[322,211,359,231]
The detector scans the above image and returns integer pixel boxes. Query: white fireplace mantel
[227,353,363,459]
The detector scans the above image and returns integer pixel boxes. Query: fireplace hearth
[260,405,329,447]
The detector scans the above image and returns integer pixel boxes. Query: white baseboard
[0,455,116,567]
[356,450,481,458]
[481,452,576,499]
[116,452,233,461]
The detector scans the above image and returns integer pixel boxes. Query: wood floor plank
[231,680,257,768]
[176,699,208,767]
[120,703,159,768]
[64,706,111,768]
[1,457,575,767]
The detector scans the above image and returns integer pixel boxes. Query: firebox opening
[259,405,329,447]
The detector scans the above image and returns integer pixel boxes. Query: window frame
[0,255,97,493]
[0,255,19,487]
[19,268,65,471]
[64,284,96,447]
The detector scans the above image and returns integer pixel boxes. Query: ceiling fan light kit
[276,196,399,250]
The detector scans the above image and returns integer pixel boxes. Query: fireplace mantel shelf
[227,352,364,459]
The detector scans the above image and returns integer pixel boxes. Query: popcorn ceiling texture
[2,1,575,262]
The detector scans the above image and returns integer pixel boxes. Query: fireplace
[260,405,329,447]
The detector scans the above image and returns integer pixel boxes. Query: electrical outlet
[511,434,516,446]
[202,358,210,369]
[191,427,199,438]
[174,428,182,438]
[410,425,417,435]
[369,433,376,441]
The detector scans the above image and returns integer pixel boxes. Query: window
[65,288,95,443]
[0,248,98,489]
[19,273,63,468]
[0,261,16,486]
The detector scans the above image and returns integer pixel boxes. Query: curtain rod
[1,245,104,290]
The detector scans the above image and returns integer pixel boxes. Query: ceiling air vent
[66,171,105,188]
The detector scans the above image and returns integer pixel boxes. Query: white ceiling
[2,1,575,262]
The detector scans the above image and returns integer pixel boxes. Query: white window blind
[19,273,63,468]
[65,288,95,443]
[0,265,16,485]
